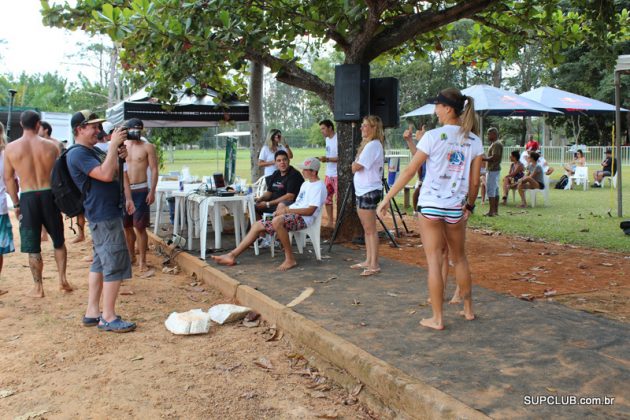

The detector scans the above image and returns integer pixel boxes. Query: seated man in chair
[254,150,303,217]
[213,158,326,271]
[592,149,617,188]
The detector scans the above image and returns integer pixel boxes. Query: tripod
[328,123,399,251]
[381,177,409,237]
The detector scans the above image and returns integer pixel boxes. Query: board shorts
[90,218,132,282]
[325,176,338,205]
[486,171,500,198]
[417,206,464,224]
[356,189,382,210]
[19,189,65,253]
[0,214,15,255]
[123,185,150,230]
[261,214,307,235]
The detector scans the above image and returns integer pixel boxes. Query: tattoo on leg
[29,253,44,284]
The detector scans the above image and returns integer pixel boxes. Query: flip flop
[360,268,380,277]
[350,263,368,269]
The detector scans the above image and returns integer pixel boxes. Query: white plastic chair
[271,209,323,261]
[289,209,324,261]
[529,175,550,207]
[604,174,617,189]
[568,166,589,191]
[253,175,267,199]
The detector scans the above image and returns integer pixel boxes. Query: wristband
[465,202,475,213]
[14,203,20,208]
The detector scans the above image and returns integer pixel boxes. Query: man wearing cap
[213,158,327,271]
[121,118,158,272]
[592,149,617,187]
[4,110,73,297]
[66,109,137,332]
[482,127,503,217]
[96,121,115,152]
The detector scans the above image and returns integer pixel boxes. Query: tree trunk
[335,121,363,241]
[108,46,118,108]
[492,60,502,87]
[249,60,264,183]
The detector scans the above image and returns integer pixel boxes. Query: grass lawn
[163,148,325,183]
[163,149,630,252]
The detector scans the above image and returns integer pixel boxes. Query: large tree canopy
[41,0,628,237]
[41,1,626,107]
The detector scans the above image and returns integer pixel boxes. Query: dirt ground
[1,211,629,419]
[0,215,375,419]
[369,214,630,323]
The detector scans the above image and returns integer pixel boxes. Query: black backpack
[555,175,569,190]
[50,145,93,217]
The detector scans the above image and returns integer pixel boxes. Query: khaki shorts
[90,218,132,282]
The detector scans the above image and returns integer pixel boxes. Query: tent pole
[615,71,623,217]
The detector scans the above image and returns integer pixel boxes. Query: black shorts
[19,189,65,253]
[356,189,383,210]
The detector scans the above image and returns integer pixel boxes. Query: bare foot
[277,260,298,271]
[27,286,45,298]
[449,295,462,304]
[419,317,444,330]
[71,235,85,244]
[459,310,476,321]
[0,289,8,296]
[59,282,75,293]
[211,254,237,266]
[139,264,150,272]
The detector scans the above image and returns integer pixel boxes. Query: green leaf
[219,10,230,27]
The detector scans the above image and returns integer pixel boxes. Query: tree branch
[362,0,500,62]
[244,49,333,108]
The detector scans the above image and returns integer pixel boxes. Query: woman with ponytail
[378,88,483,330]
[0,122,16,296]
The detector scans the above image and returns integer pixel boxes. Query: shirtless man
[38,121,64,152]
[38,121,64,243]
[4,111,73,297]
[122,119,158,272]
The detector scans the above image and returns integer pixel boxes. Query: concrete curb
[148,232,488,419]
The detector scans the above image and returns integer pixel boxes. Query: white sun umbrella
[401,104,435,117]
[461,84,563,143]
[520,86,628,115]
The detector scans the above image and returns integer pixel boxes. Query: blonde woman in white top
[378,88,483,330]
[258,129,293,177]
[351,115,384,277]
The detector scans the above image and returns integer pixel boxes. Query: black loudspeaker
[334,64,370,122]
[370,77,399,128]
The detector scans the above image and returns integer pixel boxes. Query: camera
[122,118,144,141]
[126,128,142,141]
